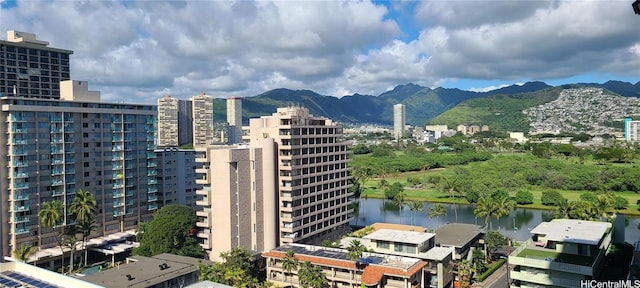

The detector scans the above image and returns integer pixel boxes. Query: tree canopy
[134,204,203,258]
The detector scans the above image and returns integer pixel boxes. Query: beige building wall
[191,93,214,147]
[157,96,179,147]
[248,106,353,245]
[59,80,100,102]
[195,139,277,261]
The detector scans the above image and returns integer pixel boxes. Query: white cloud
[0,0,637,104]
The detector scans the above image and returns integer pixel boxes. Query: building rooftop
[422,247,454,261]
[363,229,435,245]
[0,261,102,288]
[81,253,212,288]
[435,223,484,248]
[530,219,611,246]
[369,222,427,232]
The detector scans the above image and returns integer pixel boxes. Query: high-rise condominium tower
[393,103,406,139]
[157,95,193,147]
[155,148,200,209]
[0,80,157,263]
[195,139,277,260]
[248,106,352,245]
[191,93,214,147]
[0,31,73,99]
[226,97,243,144]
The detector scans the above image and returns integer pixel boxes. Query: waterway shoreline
[359,193,640,217]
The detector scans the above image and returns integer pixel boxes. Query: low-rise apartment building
[508,219,613,288]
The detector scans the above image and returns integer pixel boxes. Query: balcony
[112,183,124,189]
[51,169,63,176]
[147,162,157,167]
[113,201,124,208]
[112,192,125,198]
[147,187,158,193]
[148,179,157,184]
[112,165,123,170]
[13,216,30,223]
[114,210,125,217]
[51,159,63,165]
[112,136,123,142]
[13,161,28,167]
[11,149,27,156]
[13,193,28,201]
[510,270,582,288]
[14,227,29,235]
[13,182,29,189]
[14,205,29,212]
[11,116,27,122]
[148,204,158,211]
[147,170,157,176]
[12,172,28,178]
[147,195,158,202]
[195,178,208,185]
[12,139,27,145]
[51,190,64,197]
[11,128,27,133]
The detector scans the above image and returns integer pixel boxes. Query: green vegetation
[477,259,506,282]
[353,149,640,215]
[134,204,203,258]
[517,248,595,266]
[198,247,270,288]
[429,88,561,132]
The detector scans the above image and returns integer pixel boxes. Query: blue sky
[1,0,638,103]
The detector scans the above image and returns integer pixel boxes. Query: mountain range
[212,80,640,131]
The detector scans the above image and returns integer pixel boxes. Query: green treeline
[351,149,493,175]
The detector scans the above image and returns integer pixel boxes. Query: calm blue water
[353,198,640,243]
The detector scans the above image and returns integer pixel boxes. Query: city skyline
[1,0,638,104]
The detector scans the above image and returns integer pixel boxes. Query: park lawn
[361,169,640,216]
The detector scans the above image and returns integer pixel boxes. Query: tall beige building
[393,103,405,139]
[157,96,180,147]
[195,139,277,261]
[248,106,353,245]
[191,93,214,147]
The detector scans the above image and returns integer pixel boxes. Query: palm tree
[281,250,298,287]
[12,244,35,263]
[392,191,406,224]
[347,239,367,262]
[38,200,66,273]
[349,200,360,227]
[408,201,424,226]
[63,225,79,273]
[69,189,97,222]
[77,217,97,266]
[298,261,328,288]
[474,195,494,229]
[69,189,97,267]
[555,198,571,219]
[429,203,447,229]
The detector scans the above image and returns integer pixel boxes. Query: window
[377,241,390,249]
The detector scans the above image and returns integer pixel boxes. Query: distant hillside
[428,87,563,132]
[211,80,640,129]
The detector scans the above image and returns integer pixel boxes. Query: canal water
[353,198,640,243]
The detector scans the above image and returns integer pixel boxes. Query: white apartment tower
[191,93,214,147]
[195,139,278,261]
[155,148,201,210]
[248,106,353,245]
[0,80,157,264]
[393,103,406,139]
[226,97,243,144]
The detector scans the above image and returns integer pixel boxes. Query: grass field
[360,167,640,216]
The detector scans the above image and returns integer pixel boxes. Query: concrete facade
[226,97,243,144]
[0,31,73,99]
[191,93,214,147]
[393,104,405,139]
[195,140,278,261]
[625,118,640,142]
[508,219,613,288]
[157,96,193,147]
[0,81,157,266]
[248,106,353,245]
[155,148,200,209]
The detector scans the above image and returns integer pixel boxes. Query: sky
[1,0,639,104]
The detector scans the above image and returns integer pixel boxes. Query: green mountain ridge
[212,80,640,132]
